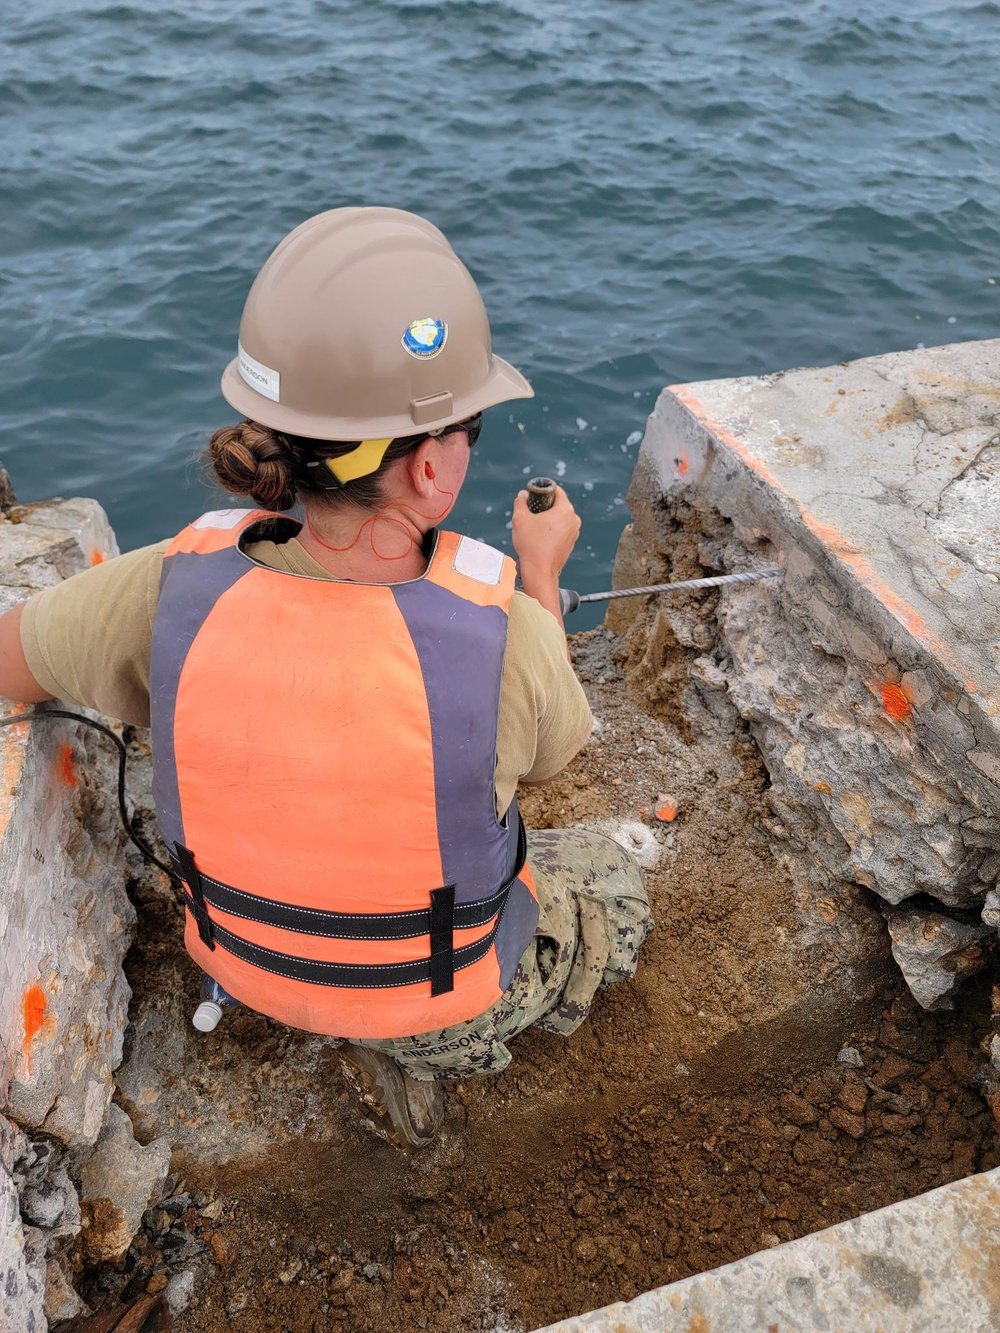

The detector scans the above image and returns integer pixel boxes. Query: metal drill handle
[526,477,557,513]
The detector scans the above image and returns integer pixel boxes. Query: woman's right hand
[511,485,581,581]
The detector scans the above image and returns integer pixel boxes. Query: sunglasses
[428,413,483,448]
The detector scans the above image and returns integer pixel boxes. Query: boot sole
[339,1051,441,1152]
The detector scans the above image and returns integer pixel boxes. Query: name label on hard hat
[238,341,281,402]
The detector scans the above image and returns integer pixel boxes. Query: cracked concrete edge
[531,1166,1000,1333]
[660,387,996,716]
[632,351,999,771]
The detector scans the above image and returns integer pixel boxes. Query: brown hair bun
[207,420,298,511]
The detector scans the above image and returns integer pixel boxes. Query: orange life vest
[150,509,539,1040]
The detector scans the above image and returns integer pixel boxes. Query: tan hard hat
[220,207,533,441]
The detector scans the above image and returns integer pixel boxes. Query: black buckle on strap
[429,885,456,997]
[426,814,525,997]
[175,843,215,951]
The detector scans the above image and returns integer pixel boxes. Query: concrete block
[533,1166,1000,1333]
[0,498,134,1150]
[661,344,1000,718]
[620,341,1000,1006]
[0,498,117,610]
[0,492,139,1326]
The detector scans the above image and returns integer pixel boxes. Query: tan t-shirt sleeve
[494,591,593,816]
[19,541,168,727]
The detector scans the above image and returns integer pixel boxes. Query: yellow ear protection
[303,415,481,490]
[303,438,394,489]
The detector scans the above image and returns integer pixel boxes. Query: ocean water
[2,0,998,612]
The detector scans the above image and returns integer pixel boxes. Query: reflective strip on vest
[150,511,540,1040]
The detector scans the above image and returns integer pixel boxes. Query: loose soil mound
[76,627,997,1332]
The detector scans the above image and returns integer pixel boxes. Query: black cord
[0,705,180,882]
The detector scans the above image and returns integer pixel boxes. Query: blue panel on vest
[390,577,511,901]
[496,876,541,991]
[151,546,253,857]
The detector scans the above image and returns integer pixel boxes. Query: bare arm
[0,604,55,703]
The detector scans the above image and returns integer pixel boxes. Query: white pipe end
[192,1000,224,1033]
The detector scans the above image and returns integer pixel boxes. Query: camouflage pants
[353,828,653,1081]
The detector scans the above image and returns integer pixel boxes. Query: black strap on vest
[173,815,527,994]
[429,885,456,997]
[175,843,215,951]
[207,913,502,989]
[169,857,513,939]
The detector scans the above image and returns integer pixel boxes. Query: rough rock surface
[1,1115,46,1333]
[4,1128,90,1328]
[15,1140,80,1242]
[42,1258,87,1325]
[612,338,999,1052]
[0,497,132,1146]
[0,462,15,514]
[0,492,145,1330]
[884,905,990,1011]
[78,1105,171,1264]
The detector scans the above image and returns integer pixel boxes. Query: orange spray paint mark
[656,802,678,822]
[882,683,912,721]
[675,452,689,476]
[56,743,78,788]
[89,549,105,566]
[23,985,47,1049]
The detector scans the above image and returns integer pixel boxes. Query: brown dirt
[74,621,998,1333]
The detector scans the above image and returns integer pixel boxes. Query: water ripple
[1,0,998,594]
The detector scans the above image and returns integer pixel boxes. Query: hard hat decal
[237,341,281,402]
[402,318,447,359]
